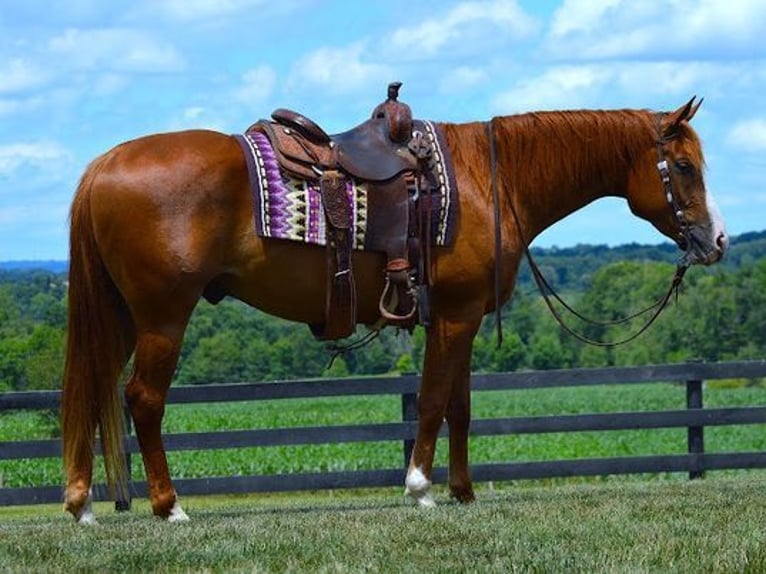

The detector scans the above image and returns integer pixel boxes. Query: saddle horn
[371,82,413,144]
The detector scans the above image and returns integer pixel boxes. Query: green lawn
[0,478,764,573]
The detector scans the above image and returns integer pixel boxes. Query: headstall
[655,112,693,260]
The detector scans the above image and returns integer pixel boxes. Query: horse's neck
[493,110,653,241]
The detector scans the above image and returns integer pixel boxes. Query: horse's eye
[674,160,694,174]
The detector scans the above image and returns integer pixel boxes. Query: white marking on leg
[404,467,436,508]
[167,500,190,523]
[76,491,97,525]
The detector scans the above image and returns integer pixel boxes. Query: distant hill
[517,229,766,291]
[0,260,68,273]
[2,230,764,289]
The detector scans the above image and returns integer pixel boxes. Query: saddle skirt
[234,120,458,253]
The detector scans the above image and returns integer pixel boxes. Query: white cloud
[550,0,623,37]
[548,0,766,60]
[682,0,765,44]
[439,66,488,93]
[167,107,229,132]
[491,65,610,113]
[291,43,392,93]
[91,74,130,96]
[0,96,46,118]
[49,28,185,72]
[491,61,746,114]
[233,66,276,105]
[389,0,538,58]
[726,118,766,152]
[0,59,49,94]
[612,61,743,99]
[181,107,206,122]
[0,142,72,178]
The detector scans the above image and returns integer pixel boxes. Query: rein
[486,115,689,348]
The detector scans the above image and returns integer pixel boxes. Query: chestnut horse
[62,98,727,523]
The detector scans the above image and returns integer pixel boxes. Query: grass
[0,477,764,572]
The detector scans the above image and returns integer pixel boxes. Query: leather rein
[486,114,689,348]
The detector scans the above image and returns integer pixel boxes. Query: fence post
[401,373,418,468]
[686,378,705,480]
[115,404,133,512]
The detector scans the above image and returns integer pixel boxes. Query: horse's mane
[497,109,658,197]
[442,109,702,204]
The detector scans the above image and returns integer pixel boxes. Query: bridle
[656,112,695,255]
[486,114,690,348]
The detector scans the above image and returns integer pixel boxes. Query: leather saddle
[257,82,420,183]
[247,82,433,341]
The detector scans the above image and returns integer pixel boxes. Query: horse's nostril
[716,232,729,253]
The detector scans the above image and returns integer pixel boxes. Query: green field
[0,478,764,572]
[1,382,765,489]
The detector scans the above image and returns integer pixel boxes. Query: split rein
[486,115,689,349]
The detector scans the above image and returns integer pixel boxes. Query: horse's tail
[62,153,134,501]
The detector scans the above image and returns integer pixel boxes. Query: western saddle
[249,82,435,340]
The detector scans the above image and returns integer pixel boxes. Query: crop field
[1,381,765,489]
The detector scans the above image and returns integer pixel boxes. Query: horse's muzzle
[680,226,728,266]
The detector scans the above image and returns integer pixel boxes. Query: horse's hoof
[167,501,189,523]
[406,490,437,508]
[152,491,189,522]
[449,487,476,504]
[404,467,436,508]
[77,509,98,525]
[65,488,97,524]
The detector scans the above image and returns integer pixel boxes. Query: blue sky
[1,0,765,261]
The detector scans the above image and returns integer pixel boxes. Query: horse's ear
[686,96,703,122]
[663,96,702,137]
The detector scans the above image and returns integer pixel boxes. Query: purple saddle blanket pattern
[234,119,457,251]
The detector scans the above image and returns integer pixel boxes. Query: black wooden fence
[1,360,765,508]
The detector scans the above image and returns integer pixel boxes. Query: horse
[61,97,727,523]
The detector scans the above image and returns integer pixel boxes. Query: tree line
[1,231,764,391]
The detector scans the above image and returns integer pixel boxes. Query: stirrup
[378,276,418,322]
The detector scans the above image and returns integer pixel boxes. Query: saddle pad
[234,120,457,250]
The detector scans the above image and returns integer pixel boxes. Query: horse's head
[627,97,728,266]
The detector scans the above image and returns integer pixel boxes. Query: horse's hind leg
[64,445,96,524]
[125,324,190,521]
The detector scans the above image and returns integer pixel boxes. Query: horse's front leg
[405,312,482,506]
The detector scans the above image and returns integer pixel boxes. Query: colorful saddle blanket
[234,120,457,251]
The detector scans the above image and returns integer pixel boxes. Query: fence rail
[1,360,765,507]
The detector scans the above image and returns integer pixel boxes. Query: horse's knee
[417,394,448,430]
